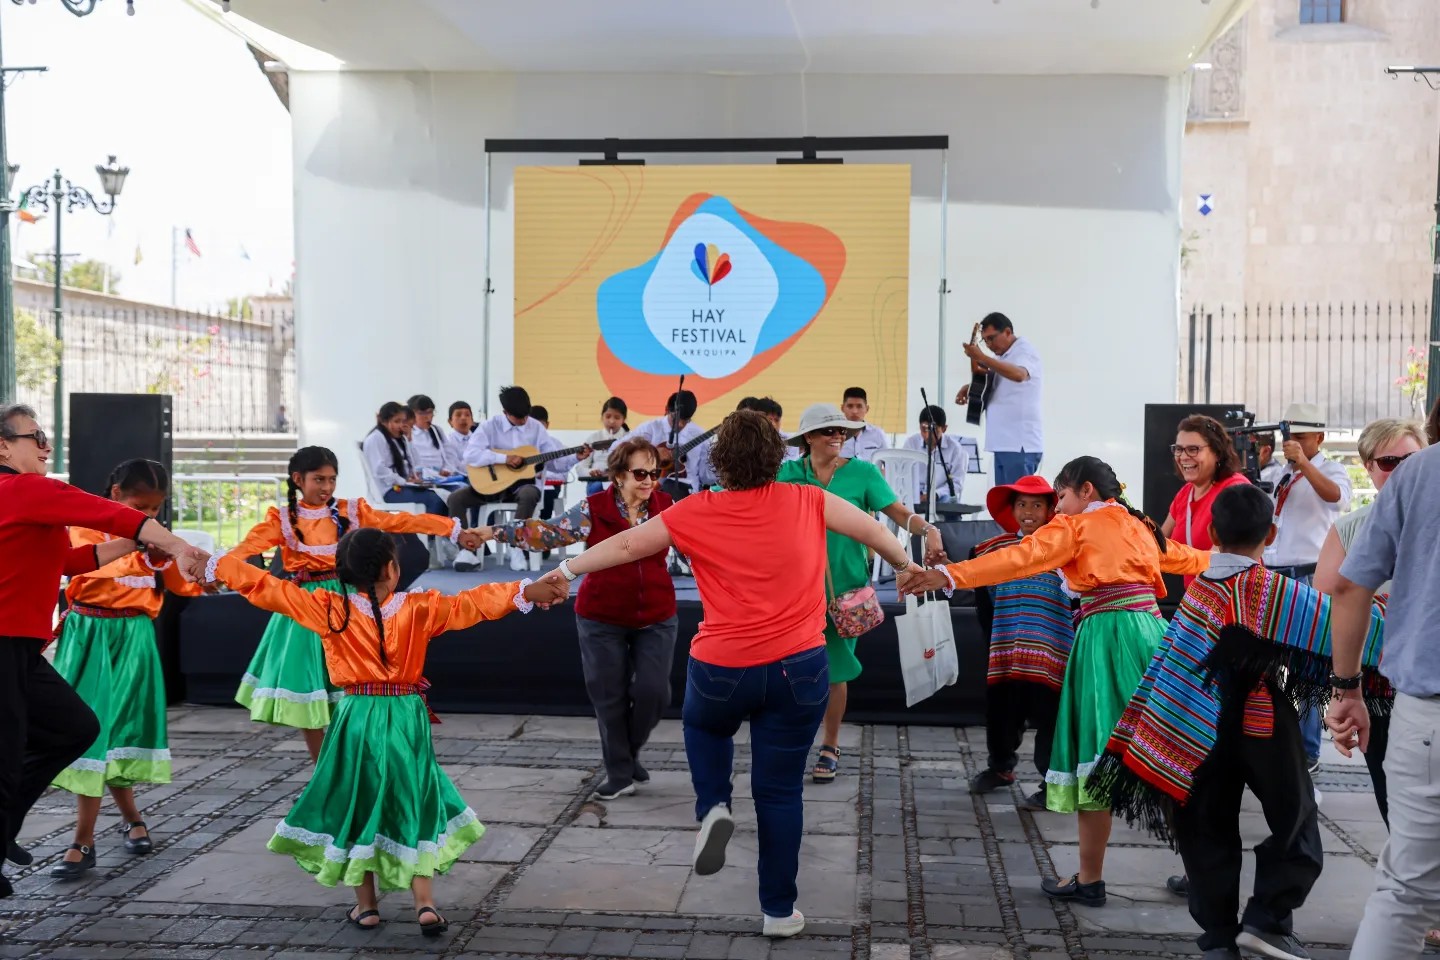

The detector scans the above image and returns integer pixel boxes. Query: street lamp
[17,155,129,472]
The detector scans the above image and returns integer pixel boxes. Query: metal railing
[171,474,284,551]
[1181,302,1431,429]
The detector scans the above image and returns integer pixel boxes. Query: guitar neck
[525,437,616,467]
[675,425,721,460]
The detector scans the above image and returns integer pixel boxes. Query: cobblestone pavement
[0,706,1410,960]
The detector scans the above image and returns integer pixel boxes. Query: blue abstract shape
[597,197,827,376]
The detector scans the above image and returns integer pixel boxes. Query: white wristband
[558,558,578,582]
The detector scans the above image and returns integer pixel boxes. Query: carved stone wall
[1187,19,1246,122]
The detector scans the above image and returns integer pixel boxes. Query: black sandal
[346,905,381,929]
[49,843,95,880]
[417,905,449,937]
[120,820,153,855]
[812,745,840,784]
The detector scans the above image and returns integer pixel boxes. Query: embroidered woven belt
[342,678,441,724]
[292,568,339,584]
[1077,583,1161,622]
[69,604,146,620]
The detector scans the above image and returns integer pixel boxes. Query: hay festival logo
[596,193,844,396]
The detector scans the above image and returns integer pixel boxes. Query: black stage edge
[179,595,990,726]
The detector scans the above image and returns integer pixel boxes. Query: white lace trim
[1043,757,1101,787]
[448,517,462,545]
[272,808,480,866]
[295,503,331,520]
[203,551,226,584]
[140,553,172,573]
[277,507,339,557]
[937,566,956,597]
[346,498,360,527]
[513,578,534,614]
[349,590,409,621]
[114,575,158,590]
[1082,500,1124,515]
[241,673,335,704]
[67,747,171,774]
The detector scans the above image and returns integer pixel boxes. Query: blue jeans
[682,645,829,918]
[992,451,1042,486]
[383,487,448,516]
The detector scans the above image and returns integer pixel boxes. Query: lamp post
[17,155,129,472]
[1385,65,1440,416]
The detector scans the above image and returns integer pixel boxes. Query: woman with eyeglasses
[778,403,947,784]
[1159,414,1251,589]
[476,436,677,801]
[1314,417,1428,951]
[0,404,203,896]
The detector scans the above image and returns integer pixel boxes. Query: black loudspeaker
[69,393,174,525]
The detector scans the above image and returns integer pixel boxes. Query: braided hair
[105,458,171,595]
[286,446,347,545]
[370,401,411,480]
[1053,455,1166,553]
[326,527,399,666]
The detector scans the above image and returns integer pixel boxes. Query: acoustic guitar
[465,438,617,497]
[964,322,997,426]
[657,425,721,478]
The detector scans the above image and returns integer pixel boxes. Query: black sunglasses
[1371,453,1414,473]
[6,430,49,449]
[629,468,662,481]
[810,427,850,438]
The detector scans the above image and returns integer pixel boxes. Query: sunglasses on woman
[1371,453,1414,473]
[6,429,49,449]
[810,427,849,438]
[629,468,662,481]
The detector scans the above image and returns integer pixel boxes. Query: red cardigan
[0,468,149,641]
[573,488,676,629]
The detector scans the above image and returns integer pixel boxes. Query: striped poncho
[1087,563,1387,844]
[972,533,1075,691]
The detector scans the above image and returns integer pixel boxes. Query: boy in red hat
[967,475,1076,809]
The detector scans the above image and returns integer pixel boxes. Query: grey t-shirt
[1340,445,1440,697]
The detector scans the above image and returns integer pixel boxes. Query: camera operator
[1253,431,1285,488]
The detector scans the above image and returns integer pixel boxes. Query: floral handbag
[826,564,884,639]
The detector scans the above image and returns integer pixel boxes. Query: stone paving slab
[1,705,1429,960]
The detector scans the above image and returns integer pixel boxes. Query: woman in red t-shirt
[540,411,918,939]
[1161,414,1250,565]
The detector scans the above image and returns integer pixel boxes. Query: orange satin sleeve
[214,554,332,635]
[229,508,285,564]
[356,498,457,538]
[944,517,1080,591]
[159,560,204,598]
[1161,540,1211,577]
[415,581,522,637]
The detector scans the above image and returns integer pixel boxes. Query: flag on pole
[16,193,41,224]
[134,244,143,266]
[184,229,202,257]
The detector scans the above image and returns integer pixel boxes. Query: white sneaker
[762,910,805,938]
[692,805,734,876]
[508,549,528,572]
[454,549,481,572]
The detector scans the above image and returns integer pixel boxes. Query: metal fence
[14,301,295,435]
[1180,302,1431,429]
[172,474,284,550]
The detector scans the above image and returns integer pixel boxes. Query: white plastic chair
[869,448,930,582]
[475,503,518,569]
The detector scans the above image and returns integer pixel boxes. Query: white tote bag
[894,542,959,707]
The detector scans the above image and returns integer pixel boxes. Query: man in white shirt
[840,387,890,462]
[632,390,708,500]
[447,386,585,571]
[903,405,969,505]
[693,396,796,488]
[444,400,474,474]
[953,312,1043,486]
[1263,401,1351,769]
[1255,431,1286,490]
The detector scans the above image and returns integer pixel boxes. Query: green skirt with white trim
[235,577,343,729]
[50,611,171,797]
[267,693,485,891]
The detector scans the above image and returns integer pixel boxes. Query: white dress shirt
[362,429,414,490]
[581,427,629,475]
[902,432,969,501]
[444,429,472,474]
[409,425,451,474]
[633,416,708,489]
[462,413,579,488]
[982,335,1044,454]
[1263,451,1352,567]
[841,423,889,462]
[1258,457,1285,489]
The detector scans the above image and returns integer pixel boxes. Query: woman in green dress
[778,403,947,783]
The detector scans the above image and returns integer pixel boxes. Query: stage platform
[175,554,994,725]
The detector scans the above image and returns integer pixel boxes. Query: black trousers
[0,639,101,867]
[1365,710,1391,828]
[576,615,679,786]
[446,478,541,524]
[984,680,1060,781]
[1173,687,1323,952]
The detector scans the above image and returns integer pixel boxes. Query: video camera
[1224,411,1321,493]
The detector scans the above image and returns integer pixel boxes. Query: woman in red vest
[482,436,676,801]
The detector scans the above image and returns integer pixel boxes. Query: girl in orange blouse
[49,460,204,880]
[905,456,1208,907]
[199,527,565,934]
[230,446,485,760]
